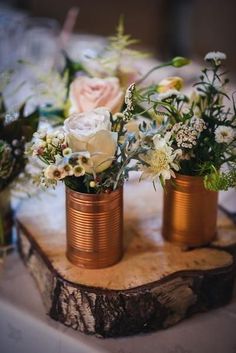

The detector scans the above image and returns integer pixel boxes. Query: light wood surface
[16,179,236,337]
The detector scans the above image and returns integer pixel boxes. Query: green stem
[113,149,138,190]
[136,62,172,85]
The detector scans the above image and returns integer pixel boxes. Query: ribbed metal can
[0,188,13,247]
[66,187,123,269]
[162,174,218,247]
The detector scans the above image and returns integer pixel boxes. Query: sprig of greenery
[204,167,236,191]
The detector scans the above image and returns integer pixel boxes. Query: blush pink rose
[69,76,124,114]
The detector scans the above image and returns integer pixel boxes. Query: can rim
[66,186,123,201]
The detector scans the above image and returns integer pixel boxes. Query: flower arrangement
[128,52,236,191]
[29,18,189,126]
[25,18,190,195]
[27,106,150,193]
[0,94,39,192]
[32,18,143,123]
[27,92,183,194]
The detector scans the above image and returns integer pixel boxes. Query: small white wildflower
[204,51,227,65]
[12,139,19,147]
[59,134,65,142]
[54,132,65,141]
[125,83,135,111]
[182,107,190,115]
[14,149,22,156]
[44,165,66,180]
[63,163,74,176]
[34,129,47,140]
[158,89,180,101]
[4,111,18,126]
[62,147,72,158]
[89,181,96,188]
[46,132,54,144]
[34,139,46,148]
[113,112,126,121]
[73,164,85,177]
[215,126,235,144]
[52,137,60,146]
[190,117,207,132]
[44,165,55,179]
[173,124,198,149]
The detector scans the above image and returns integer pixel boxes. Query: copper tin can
[162,174,218,247]
[0,188,14,247]
[66,187,123,269]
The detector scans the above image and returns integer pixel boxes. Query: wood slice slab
[16,181,236,337]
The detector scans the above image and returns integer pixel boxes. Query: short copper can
[0,188,14,247]
[162,174,218,247]
[66,187,123,269]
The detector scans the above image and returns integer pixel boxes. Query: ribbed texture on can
[162,174,218,247]
[66,187,123,269]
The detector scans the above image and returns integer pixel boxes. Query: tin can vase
[66,187,123,269]
[162,174,218,247]
[0,187,14,247]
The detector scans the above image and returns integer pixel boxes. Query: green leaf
[134,104,153,119]
[1,106,39,143]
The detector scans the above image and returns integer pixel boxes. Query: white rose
[69,76,124,114]
[64,108,117,173]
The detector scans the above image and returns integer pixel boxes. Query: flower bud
[171,57,190,68]
[89,181,96,188]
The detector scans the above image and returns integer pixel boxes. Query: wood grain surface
[16,180,236,337]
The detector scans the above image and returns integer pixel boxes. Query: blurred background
[0,0,236,78]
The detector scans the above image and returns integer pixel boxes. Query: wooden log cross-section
[16,182,236,338]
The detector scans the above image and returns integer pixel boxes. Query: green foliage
[108,16,140,55]
[62,52,84,95]
[0,94,40,191]
[0,103,39,144]
[204,168,236,191]
[130,53,236,190]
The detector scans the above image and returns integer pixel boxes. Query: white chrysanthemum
[204,52,227,64]
[140,135,180,182]
[158,89,180,101]
[215,126,235,144]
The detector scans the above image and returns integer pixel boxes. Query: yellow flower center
[147,149,170,174]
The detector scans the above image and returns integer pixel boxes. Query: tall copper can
[0,187,14,247]
[162,174,218,247]
[66,187,123,269]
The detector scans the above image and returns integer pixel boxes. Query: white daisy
[140,136,180,182]
[214,126,235,144]
[204,51,227,65]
